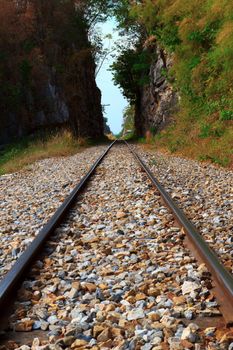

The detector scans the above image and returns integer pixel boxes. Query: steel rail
[0,140,116,315]
[124,140,233,324]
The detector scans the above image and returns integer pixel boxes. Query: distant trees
[122,104,135,134]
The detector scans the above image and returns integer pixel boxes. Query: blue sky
[96,20,128,134]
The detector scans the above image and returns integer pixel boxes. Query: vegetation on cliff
[111,0,233,167]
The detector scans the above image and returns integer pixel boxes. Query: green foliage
[168,139,186,153]
[122,104,135,133]
[155,24,181,51]
[0,138,29,171]
[220,110,233,120]
[199,122,225,138]
[199,123,212,138]
[198,154,230,167]
[111,48,152,102]
[188,56,201,70]
[84,0,114,28]
[150,126,158,135]
[137,136,146,143]
[187,20,221,48]
[130,0,159,35]
[111,0,233,149]
[112,0,142,40]
[123,131,136,140]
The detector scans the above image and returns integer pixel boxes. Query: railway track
[133,147,233,276]
[0,141,233,350]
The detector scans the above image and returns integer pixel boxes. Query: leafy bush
[198,154,230,167]
[220,110,233,120]
[112,0,233,128]
[111,48,152,102]
[150,126,158,135]
[199,123,225,138]
[156,24,181,51]
[199,124,212,138]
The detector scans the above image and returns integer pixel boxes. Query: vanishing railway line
[0,141,232,350]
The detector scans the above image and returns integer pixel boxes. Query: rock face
[0,2,103,145]
[0,80,69,145]
[0,55,103,145]
[66,50,104,139]
[135,47,178,136]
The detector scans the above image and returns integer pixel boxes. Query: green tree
[111,47,152,103]
[122,104,135,134]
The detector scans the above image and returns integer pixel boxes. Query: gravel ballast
[136,145,233,274]
[1,145,232,350]
[0,146,106,280]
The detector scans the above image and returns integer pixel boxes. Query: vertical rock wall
[0,2,104,145]
[63,49,104,139]
[135,47,178,136]
[0,54,103,145]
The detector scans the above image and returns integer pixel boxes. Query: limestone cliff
[135,47,178,136]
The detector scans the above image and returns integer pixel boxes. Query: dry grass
[141,118,233,169]
[0,130,88,175]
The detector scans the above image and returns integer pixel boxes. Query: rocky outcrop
[66,50,104,139]
[0,80,69,145]
[135,47,178,136]
[0,54,103,145]
[0,1,103,145]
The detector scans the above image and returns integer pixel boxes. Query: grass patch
[0,130,89,175]
[220,110,233,121]
[138,111,233,168]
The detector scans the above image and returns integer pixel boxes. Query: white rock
[160,315,175,327]
[151,336,162,345]
[181,281,200,295]
[127,309,145,321]
[181,323,199,342]
[47,315,58,325]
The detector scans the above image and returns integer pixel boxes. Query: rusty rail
[0,141,116,326]
[124,140,233,325]
[0,139,232,329]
